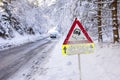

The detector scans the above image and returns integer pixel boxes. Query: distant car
[48,29,60,39]
[50,34,57,38]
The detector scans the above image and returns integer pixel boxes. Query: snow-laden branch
[94,0,114,4]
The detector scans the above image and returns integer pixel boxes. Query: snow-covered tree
[97,0,103,42]
[111,0,119,43]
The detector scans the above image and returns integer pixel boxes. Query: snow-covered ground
[8,35,120,80]
[0,0,119,80]
[0,34,49,51]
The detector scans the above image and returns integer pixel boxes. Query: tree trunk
[97,0,103,42]
[111,0,119,43]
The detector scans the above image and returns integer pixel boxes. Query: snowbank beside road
[30,37,120,80]
[8,35,120,80]
[0,34,49,51]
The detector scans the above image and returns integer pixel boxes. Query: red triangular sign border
[63,18,93,45]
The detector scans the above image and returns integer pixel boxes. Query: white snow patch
[8,35,120,80]
[0,34,49,51]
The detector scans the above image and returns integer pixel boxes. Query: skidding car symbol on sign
[73,28,81,36]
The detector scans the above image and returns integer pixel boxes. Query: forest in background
[0,0,119,43]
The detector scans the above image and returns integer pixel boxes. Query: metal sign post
[78,54,82,80]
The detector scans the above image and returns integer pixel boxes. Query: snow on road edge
[7,39,56,80]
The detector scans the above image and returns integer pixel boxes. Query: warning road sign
[62,18,94,55]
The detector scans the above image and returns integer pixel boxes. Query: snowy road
[0,38,54,80]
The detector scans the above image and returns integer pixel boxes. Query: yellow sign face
[62,43,94,55]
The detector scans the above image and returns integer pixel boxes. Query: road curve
[0,38,52,80]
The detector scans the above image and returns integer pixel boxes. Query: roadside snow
[8,35,120,80]
[0,34,49,51]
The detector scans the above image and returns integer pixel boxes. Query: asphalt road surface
[0,38,53,80]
